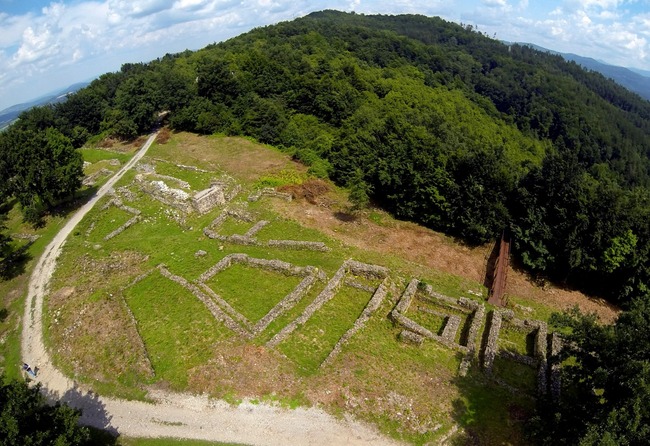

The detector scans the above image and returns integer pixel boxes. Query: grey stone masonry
[459,303,485,377]
[550,332,563,401]
[104,215,140,241]
[251,274,320,336]
[400,330,425,345]
[194,253,325,338]
[266,259,387,348]
[203,208,330,252]
[441,315,461,347]
[98,196,142,241]
[267,263,347,348]
[244,220,270,238]
[483,310,503,375]
[192,185,225,214]
[266,240,330,252]
[321,278,390,368]
[391,278,486,372]
[535,321,549,395]
[248,187,292,202]
[157,264,250,338]
[393,278,419,316]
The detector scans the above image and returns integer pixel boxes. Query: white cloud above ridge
[2,0,650,110]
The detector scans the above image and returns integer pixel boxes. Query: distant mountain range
[519,43,650,101]
[0,81,91,131]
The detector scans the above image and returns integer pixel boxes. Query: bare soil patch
[272,193,619,324]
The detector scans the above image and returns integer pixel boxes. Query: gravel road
[20,132,402,445]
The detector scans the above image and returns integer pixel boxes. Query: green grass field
[0,132,591,445]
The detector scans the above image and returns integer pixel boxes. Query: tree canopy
[0,376,90,445]
[4,10,650,304]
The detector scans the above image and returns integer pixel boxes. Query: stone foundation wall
[550,332,563,401]
[267,240,330,251]
[321,278,390,367]
[266,264,347,347]
[192,185,225,214]
[483,310,503,375]
[251,274,320,335]
[158,264,249,338]
[248,187,292,202]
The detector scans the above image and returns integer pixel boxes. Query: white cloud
[2,0,650,110]
[482,0,508,7]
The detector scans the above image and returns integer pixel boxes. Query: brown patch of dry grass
[151,132,299,182]
[271,196,619,323]
[156,128,171,144]
[187,341,303,399]
[47,251,154,386]
[279,179,331,204]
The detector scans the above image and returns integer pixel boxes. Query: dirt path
[20,132,400,445]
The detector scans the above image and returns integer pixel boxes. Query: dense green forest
[3,10,650,443]
[4,10,650,307]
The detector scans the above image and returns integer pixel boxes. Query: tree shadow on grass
[0,241,33,280]
[42,383,119,445]
[333,211,357,222]
[449,366,534,446]
[48,185,100,220]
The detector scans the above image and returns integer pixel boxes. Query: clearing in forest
[43,131,617,445]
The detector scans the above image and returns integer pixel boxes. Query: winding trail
[21,132,401,445]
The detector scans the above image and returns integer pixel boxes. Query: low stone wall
[252,274,320,335]
[498,349,538,367]
[97,196,142,241]
[393,278,419,316]
[153,254,326,339]
[151,173,190,189]
[248,187,292,202]
[535,321,549,394]
[192,185,225,214]
[104,215,140,241]
[346,260,389,278]
[399,330,424,345]
[158,264,249,338]
[245,220,269,238]
[483,310,503,375]
[459,303,485,377]
[441,315,461,346]
[83,168,113,186]
[267,240,330,252]
[550,332,563,401]
[345,278,378,293]
[267,262,350,348]
[321,278,390,367]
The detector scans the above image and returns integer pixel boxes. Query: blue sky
[1,0,650,110]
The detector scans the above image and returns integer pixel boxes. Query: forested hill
[4,10,650,304]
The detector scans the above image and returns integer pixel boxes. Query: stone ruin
[389,281,562,393]
[204,207,330,252]
[390,279,485,376]
[192,182,242,214]
[156,254,326,339]
[85,194,142,241]
[248,187,292,202]
[482,309,556,395]
[267,259,390,367]
[135,162,239,215]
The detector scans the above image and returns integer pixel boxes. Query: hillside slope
[4,10,650,305]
